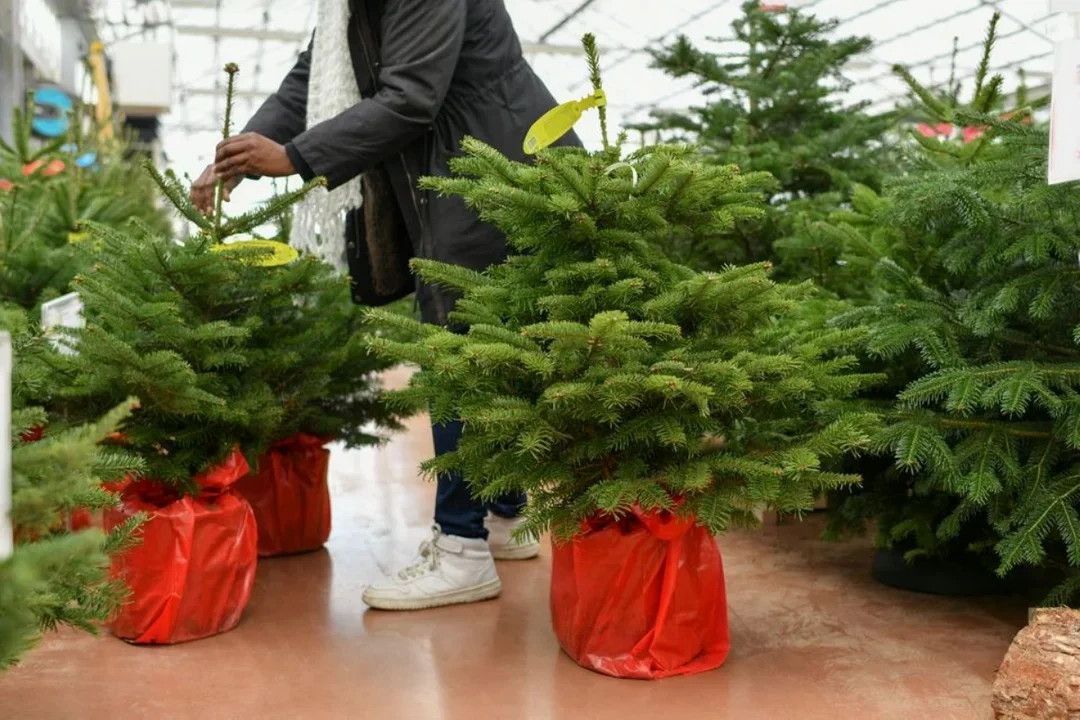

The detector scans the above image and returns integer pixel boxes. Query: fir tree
[0,307,143,669]
[0,100,169,309]
[52,63,394,489]
[636,1,897,276]
[236,251,401,449]
[239,192,402,449]
[0,178,80,310]
[826,16,1077,599]
[367,35,880,541]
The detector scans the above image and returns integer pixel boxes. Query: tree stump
[993,608,1080,719]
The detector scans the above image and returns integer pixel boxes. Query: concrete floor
[0,375,1027,720]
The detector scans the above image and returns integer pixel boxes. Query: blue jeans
[432,419,525,540]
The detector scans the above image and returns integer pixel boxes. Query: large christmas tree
[368,36,879,541]
[0,307,143,669]
[825,15,1076,598]
[636,1,897,277]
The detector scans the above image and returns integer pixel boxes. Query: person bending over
[191,0,579,611]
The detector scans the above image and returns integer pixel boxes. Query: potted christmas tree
[0,307,143,668]
[144,80,401,558]
[231,246,401,557]
[823,14,1049,596]
[367,36,879,678]
[53,62,400,636]
[48,64,327,643]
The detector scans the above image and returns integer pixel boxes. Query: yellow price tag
[68,231,88,243]
[523,89,607,155]
[211,238,299,267]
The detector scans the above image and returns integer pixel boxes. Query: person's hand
[191,164,241,216]
[214,133,295,183]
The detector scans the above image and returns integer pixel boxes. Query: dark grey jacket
[243,0,581,324]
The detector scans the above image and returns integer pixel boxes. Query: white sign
[1049,38,1080,184]
[17,0,62,83]
[111,43,173,116]
[41,292,84,356]
[0,332,12,560]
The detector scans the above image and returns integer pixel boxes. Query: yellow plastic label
[523,89,607,155]
[211,238,298,267]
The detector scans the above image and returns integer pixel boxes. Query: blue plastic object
[32,87,73,138]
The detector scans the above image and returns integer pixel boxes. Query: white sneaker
[485,512,540,561]
[363,525,502,611]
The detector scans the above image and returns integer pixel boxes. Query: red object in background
[963,126,987,143]
[41,159,65,177]
[105,447,257,645]
[21,159,65,177]
[550,507,730,679]
[0,178,13,192]
[917,123,955,138]
[235,434,332,556]
[759,2,787,11]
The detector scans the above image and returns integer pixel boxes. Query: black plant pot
[871,548,1023,597]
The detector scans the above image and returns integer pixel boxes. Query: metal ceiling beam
[833,0,907,28]
[538,0,599,43]
[179,87,271,99]
[863,12,1054,87]
[175,24,307,42]
[566,0,735,93]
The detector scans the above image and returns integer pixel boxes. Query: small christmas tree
[55,62,394,486]
[249,276,402,448]
[826,16,1076,599]
[637,1,897,276]
[0,307,143,669]
[367,35,879,541]
[237,196,401,450]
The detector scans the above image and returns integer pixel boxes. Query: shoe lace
[398,526,444,580]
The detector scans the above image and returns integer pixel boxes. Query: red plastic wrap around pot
[235,434,332,557]
[550,507,730,679]
[104,447,258,645]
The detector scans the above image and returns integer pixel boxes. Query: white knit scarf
[290,0,363,272]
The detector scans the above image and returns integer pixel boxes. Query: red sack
[235,434,331,557]
[105,447,258,645]
[550,507,730,679]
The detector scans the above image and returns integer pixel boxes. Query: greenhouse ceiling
[90,0,1076,195]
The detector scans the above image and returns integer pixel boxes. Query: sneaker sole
[362,578,503,611]
[490,543,541,561]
